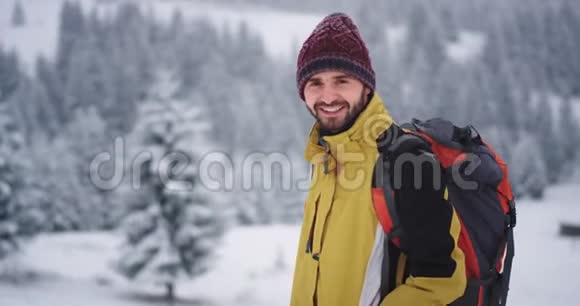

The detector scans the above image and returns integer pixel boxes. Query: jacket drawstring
[323,142,330,174]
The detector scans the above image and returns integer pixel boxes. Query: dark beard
[310,91,370,136]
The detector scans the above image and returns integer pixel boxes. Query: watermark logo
[88,136,485,193]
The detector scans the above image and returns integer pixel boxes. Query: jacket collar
[304,93,394,167]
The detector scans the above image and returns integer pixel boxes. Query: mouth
[317,105,346,116]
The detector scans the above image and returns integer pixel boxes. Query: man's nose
[320,85,338,104]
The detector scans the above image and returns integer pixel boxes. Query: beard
[308,91,368,135]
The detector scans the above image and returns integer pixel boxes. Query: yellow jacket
[290,93,466,306]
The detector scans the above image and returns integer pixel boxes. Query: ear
[364,87,371,96]
[364,87,374,104]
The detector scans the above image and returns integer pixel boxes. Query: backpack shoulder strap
[373,124,431,236]
[377,123,431,158]
[407,118,483,149]
[488,199,516,306]
[374,124,438,300]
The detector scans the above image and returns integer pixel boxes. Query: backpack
[371,118,516,306]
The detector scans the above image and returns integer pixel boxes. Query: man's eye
[308,82,322,87]
[338,79,349,84]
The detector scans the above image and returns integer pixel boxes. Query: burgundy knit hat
[296,13,375,100]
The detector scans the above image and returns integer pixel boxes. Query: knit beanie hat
[296,13,375,100]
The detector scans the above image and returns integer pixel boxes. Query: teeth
[321,106,343,112]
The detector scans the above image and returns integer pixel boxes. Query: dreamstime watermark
[88,137,313,193]
[88,136,487,194]
[376,151,484,191]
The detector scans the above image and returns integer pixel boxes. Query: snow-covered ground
[509,184,580,306]
[1,183,579,306]
[0,0,321,71]
[0,224,300,306]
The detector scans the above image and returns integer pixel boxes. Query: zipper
[305,194,320,255]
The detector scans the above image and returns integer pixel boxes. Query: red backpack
[372,118,516,306]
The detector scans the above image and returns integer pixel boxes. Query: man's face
[303,70,371,133]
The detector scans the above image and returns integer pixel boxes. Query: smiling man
[303,71,370,134]
[290,13,467,306]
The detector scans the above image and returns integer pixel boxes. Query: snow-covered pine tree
[64,34,111,113]
[64,107,112,228]
[534,97,564,183]
[11,0,26,28]
[168,9,185,42]
[511,133,548,199]
[19,106,109,231]
[271,189,306,224]
[236,188,271,225]
[0,103,26,259]
[0,48,20,103]
[9,76,58,142]
[354,0,389,48]
[56,1,86,82]
[115,68,223,301]
[35,55,66,126]
[24,132,78,232]
[559,97,580,164]
[102,3,153,134]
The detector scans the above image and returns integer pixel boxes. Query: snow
[1,183,580,305]
[4,232,124,282]
[509,184,580,305]
[181,225,299,305]
[0,279,150,306]
[0,0,321,72]
[0,225,300,306]
[446,30,486,64]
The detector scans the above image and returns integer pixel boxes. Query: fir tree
[0,103,27,259]
[11,0,26,28]
[115,69,223,301]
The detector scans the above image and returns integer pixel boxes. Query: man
[290,13,466,306]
